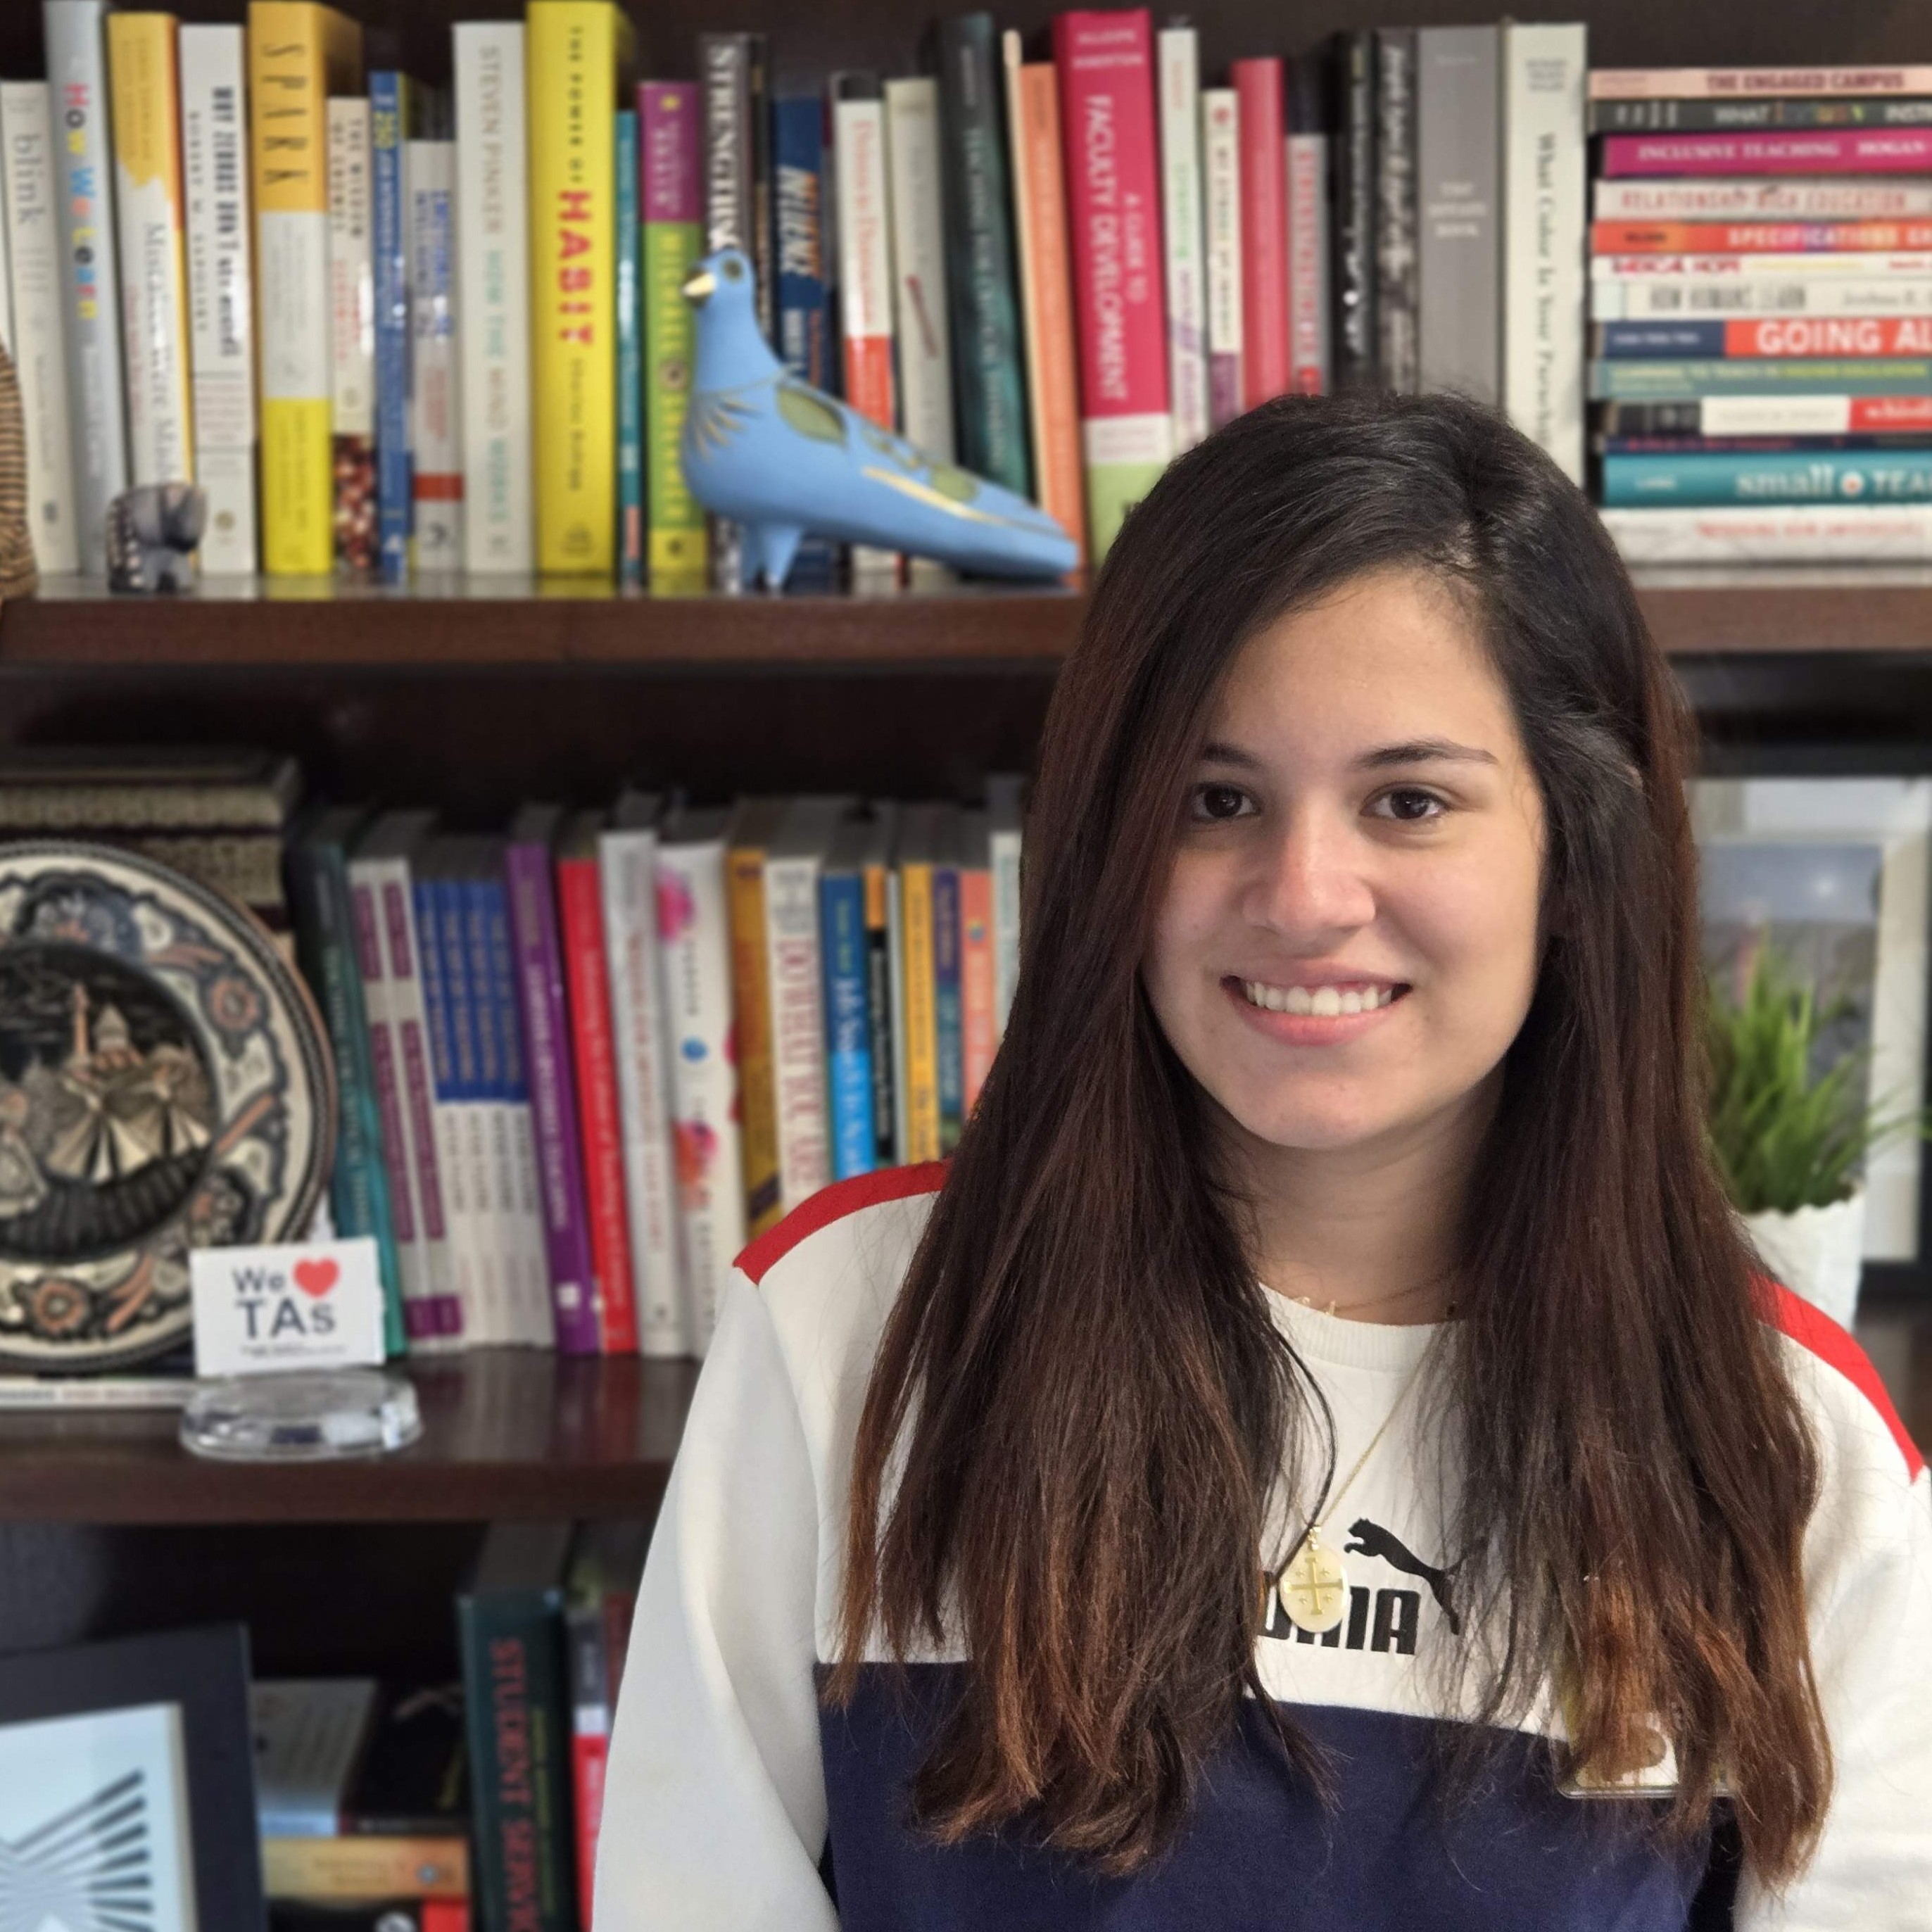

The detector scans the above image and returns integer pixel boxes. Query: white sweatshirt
[596,1165,1932,1930]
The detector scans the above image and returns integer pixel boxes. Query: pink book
[1054,8,1172,562]
[1232,58,1288,408]
[1603,131,1932,178]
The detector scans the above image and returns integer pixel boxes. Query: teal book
[933,13,1030,496]
[820,820,876,1180]
[615,106,644,584]
[286,807,407,1357]
[1601,448,1932,506]
[932,807,965,1154]
[1589,357,1932,402]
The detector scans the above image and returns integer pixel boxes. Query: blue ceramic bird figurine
[679,247,1080,591]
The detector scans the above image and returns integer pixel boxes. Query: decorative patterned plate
[0,840,334,1373]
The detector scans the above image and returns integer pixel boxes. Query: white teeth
[1309,987,1342,1017]
[1284,985,1313,1016]
[1338,990,1363,1016]
[1241,980,1399,1015]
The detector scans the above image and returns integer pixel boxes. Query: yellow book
[728,799,785,1238]
[248,1,362,574]
[529,0,635,574]
[260,1835,469,1900]
[108,14,195,489]
[899,807,942,1163]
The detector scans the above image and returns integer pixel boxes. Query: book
[1156,26,1208,450]
[1501,21,1586,485]
[640,82,706,588]
[251,2,363,575]
[453,21,531,575]
[529,0,631,575]
[44,0,129,572]
[1285,61,1330,397]
[821,812,880,1180]
[351,811,461,1347]
[1055,8,1172,561]
[107,12,194,493]
[1589,358,1932,400]
[1600,450,1932,506]
[253,1677,381,1834]
[457,1522,578,1932]
[1599,433,1932,454]
[1593,275,1932,321]
[0,82,80,573]
[1600,501,1932,562]
[598,793,686,1356]
[1596,220,1932,255]
[327,96,376,574]
[1232,58,1288,409]
[931,808,964,1151]
[883,78,954,465]
[959,809,997,1116]
[987,773,1023,1038]
[261,1838,468,1902]
[1372,27,1419,396]
[614,107,642,585]
[726,797,785,1237]
[1201,84,1243,427]
[1595,179,1932,221]
[1589,67,1932,101]
[896,804,942,1163]
[1591,248,1932,280]
[272,1906,467,1932]
[288,808,406,1356]
[1002,31,1085,568]
[1330,30,1377,391]
[1591,97,1932,134]
[370,70,414,584]
[1416,25,1498,406]
[505,805,600,1356]
[765,797,847,1216]
[1599,396,1932,436]
[885,841,910,1160]
[935,13,1029,498]
[655,804,745,1352]
[1603,131,1932,177]
[408,127,461,571]
[1599,317,1932,359]
[556,809,640,1355]
[770,91,837,593]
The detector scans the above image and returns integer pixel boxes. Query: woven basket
[0,338,38,600]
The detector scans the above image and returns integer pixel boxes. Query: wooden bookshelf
[0,1351,697,1525]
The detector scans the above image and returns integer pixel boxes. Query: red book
[1593,219,1932,253]
[555,819,640,1353]
[959,854,997,1114]
[1601,130,1932,176]
[1232,58,1289,408]
[1722,316,1932,358]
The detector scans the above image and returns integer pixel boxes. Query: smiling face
[1141,567,1548,1165]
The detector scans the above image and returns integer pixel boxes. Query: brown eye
[1374,788,1446,824]
[1191,783,1253,823]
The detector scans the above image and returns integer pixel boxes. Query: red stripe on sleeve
[1764,1280,1925,1481]
[735,1163,950,1286]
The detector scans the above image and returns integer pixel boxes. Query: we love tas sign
[189,1237,386,1377]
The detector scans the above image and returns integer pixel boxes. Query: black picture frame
[0,1622,265,1932]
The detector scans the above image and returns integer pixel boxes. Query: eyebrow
[1197,737,1498,771]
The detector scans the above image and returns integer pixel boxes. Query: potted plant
[1705,944,1916,1328]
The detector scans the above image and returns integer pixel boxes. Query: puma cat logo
[1344,1518,1461,1636]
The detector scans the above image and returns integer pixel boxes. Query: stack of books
[8,3,1595,591]
[1588,61,1932,562]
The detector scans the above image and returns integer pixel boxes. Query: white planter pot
[1742,1190,1867,1332]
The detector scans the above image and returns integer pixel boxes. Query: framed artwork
[0,1623,264,1932]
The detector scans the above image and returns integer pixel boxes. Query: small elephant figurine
[106,482,207,593]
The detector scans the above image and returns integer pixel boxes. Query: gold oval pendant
[1278,1540,1349,1634]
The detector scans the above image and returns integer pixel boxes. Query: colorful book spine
[108,13,194,493]
[1602,130,1932,177]
[1331,30,1377,391]
[883,78,953,463]
[640,83,706,588]
[987,777,1023,1038]
[1501,21,1586,486]
[44,0,129,572]
[959,837,997,1117]
[936,13,1029,498]
[564,1574,614,1921]
[1001,32,1085,569]
[529,1,627,574]
[407,133,460,569]
[598,816,686,1357]
[1590,358,1932,400]
[1055,8,1172,562]
[1595,220,1932,254]
[287,826,406,1357]
[1285,61,1330,396]
[654,818,744,1353]
[1415,26,1498,406]
[1602,317,1932,359]
[251,2,362,574]
[932,845,964,1153]
[831,72,897,582]
[1601,502,1932,562]
[1372,28,1419,396]
[1156,26,1208,450]
[454,21,532,574]
[369,70,412,583]
[505,827,602,1355]
[327,96,376,573]
[898,832,942,1164]
[1591,98,1932,134]
[821,861,873,1180]
[555,842,639,1355]
[862,847,897,1166]
[1592,248,1932,281]
[1596,179,1932,221]
[1602,395,1932,436]
[1594,277,1932,321]
[614,108,642,586]
[770,91,837,592]
[1600,450,1932,507]
[726,807,783,1238]
[764,828,833,1216]
[1232,57,1287,409]
[1589,65,1932,101]
[1200,85,1243,428]
[0,82,80,573]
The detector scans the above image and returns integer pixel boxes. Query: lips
[1221,973,1410,1041]
[1237,979,1401,1017]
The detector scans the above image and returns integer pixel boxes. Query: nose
[1241,802,1377,943]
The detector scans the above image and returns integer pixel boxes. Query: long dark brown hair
[830,391,1829,1883]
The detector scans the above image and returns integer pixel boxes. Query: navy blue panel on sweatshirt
[816,1663,1708,1931]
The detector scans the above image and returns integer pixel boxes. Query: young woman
[596,393,1932,1928]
